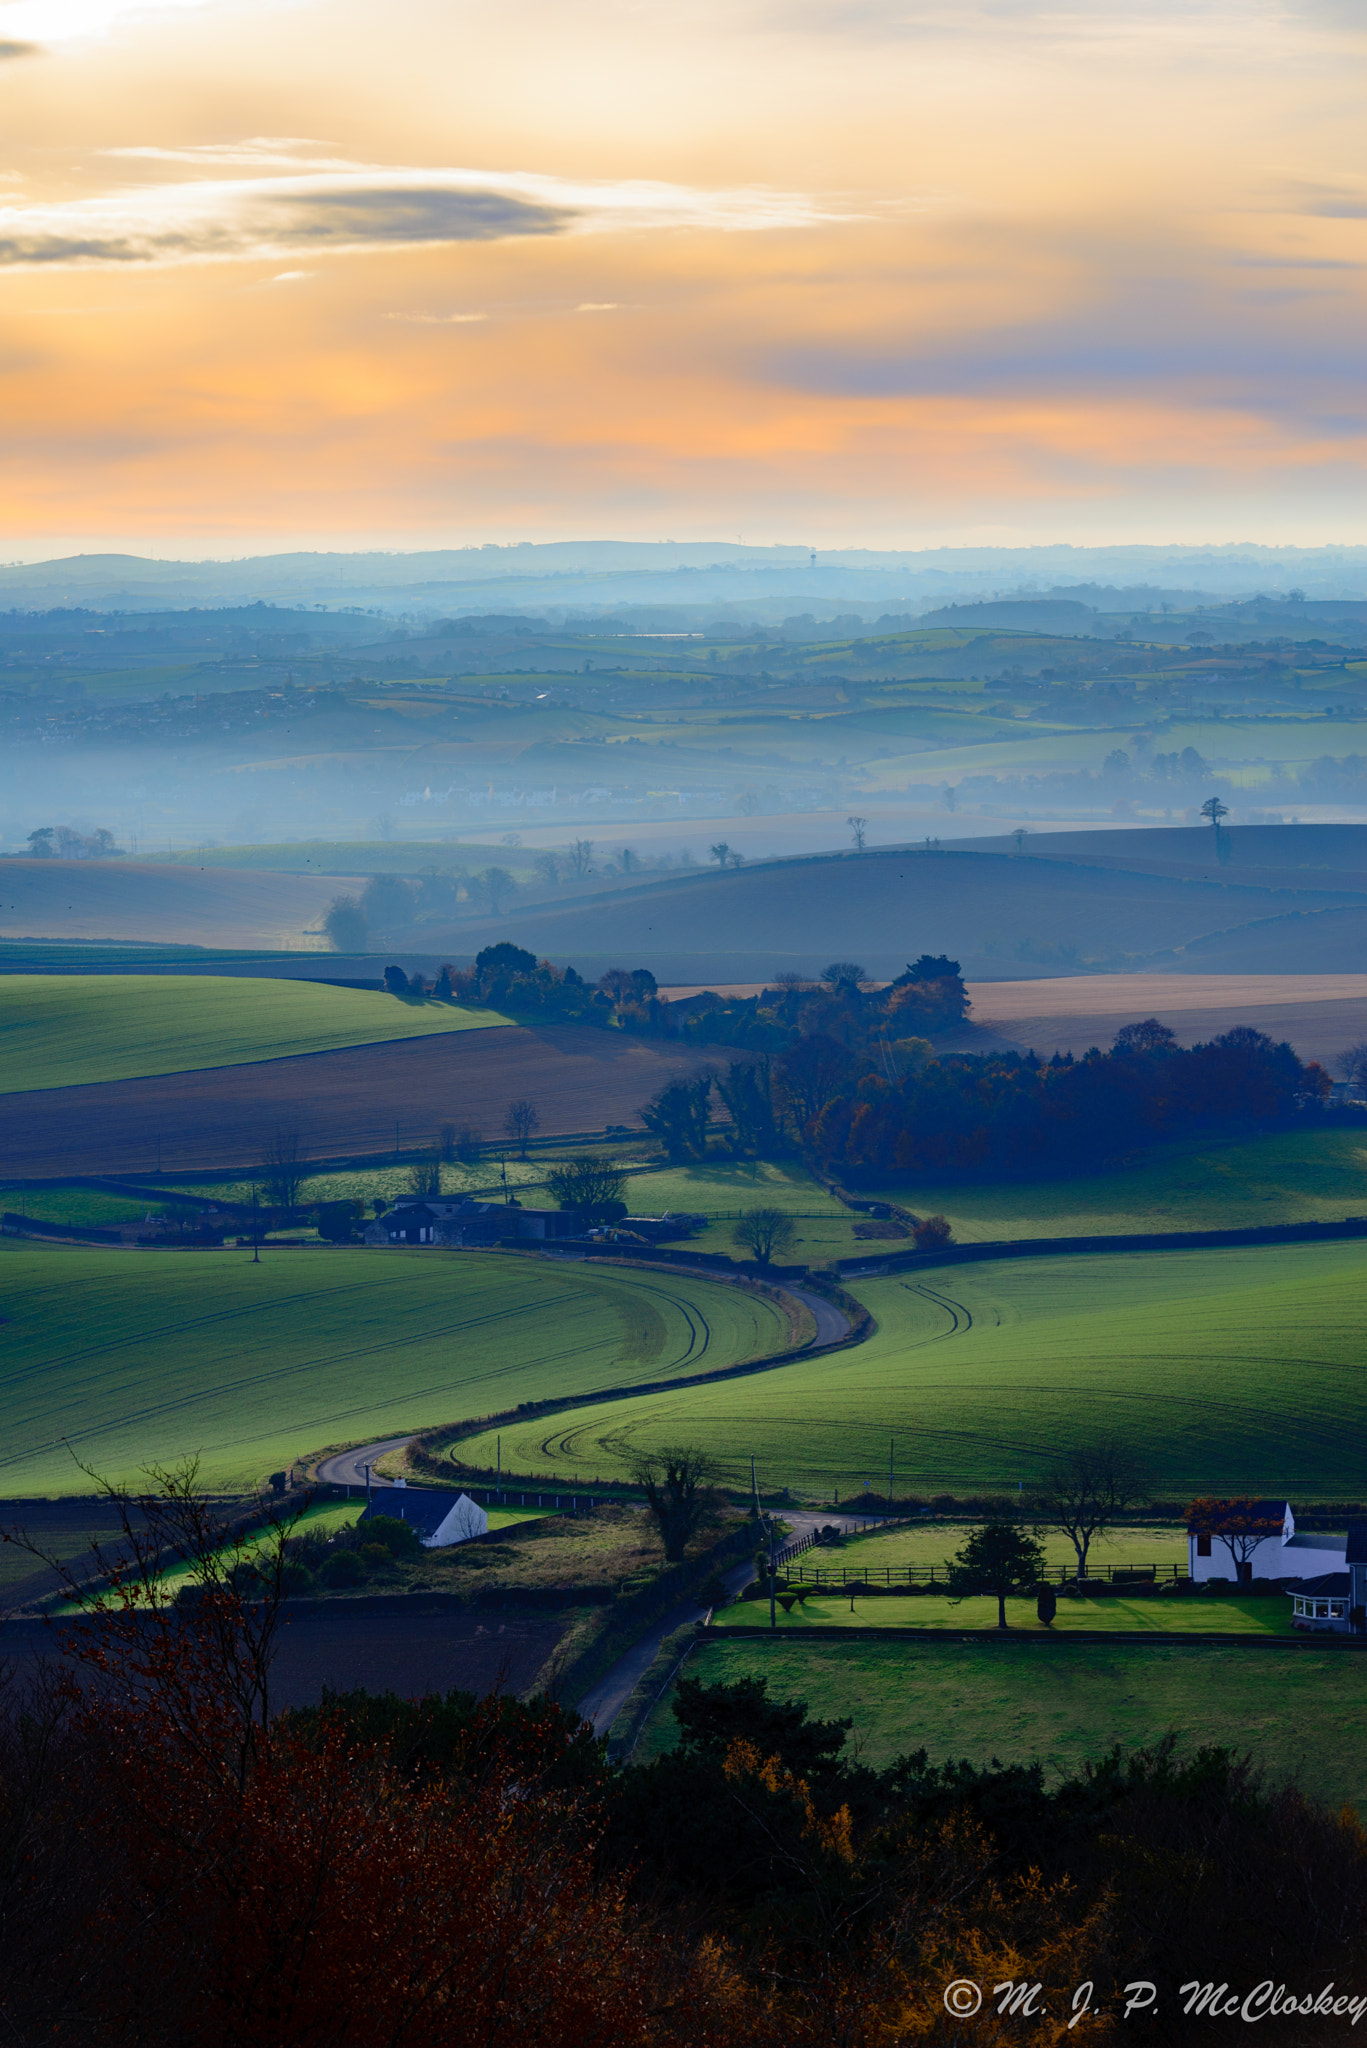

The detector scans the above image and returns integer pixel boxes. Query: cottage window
[1196,1534,1211,1557]
[1315,1601,1330,1619]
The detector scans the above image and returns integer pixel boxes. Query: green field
[808,1521,1188,1575]
[459,1239,1367,1500]
[0,975,509,1093]
[879,1130,1367,1242]
[715,1593,1294,1633]
[0,1240,791,1495]
[625,1160,865,1263]
[635,1637,1367,1811]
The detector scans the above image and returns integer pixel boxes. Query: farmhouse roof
[1346,1523,1367,1565]
[1283,1532,1346,1555]
[1286,1572,1351,1597]
[360,1488,460,1538]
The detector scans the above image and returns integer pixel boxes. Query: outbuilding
[360,1482,488,1548]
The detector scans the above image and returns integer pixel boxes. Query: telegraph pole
[888,1436,894,1519]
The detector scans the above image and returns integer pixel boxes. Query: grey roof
[360,1489,457,1536]
[1346,1522,1367,1565]
[1286,1572,1351,1597]
[1284,1532,1346,1554]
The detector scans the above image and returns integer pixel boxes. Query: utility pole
[750,1451,760,1520]
[768,1511,777,1632]
[496,1433,501,1500]
[364,1462,372,1509]
[251,1187,260,1264]
[888,1436,894,1519]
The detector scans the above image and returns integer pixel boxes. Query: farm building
[363,1197,581,1247]
[1287,1526,1367,1635]
[1186,1500,1354,1584]
[359,1481,488,1548]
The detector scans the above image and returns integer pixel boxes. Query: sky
[0,0,1365,553]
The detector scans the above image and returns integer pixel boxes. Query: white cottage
[1187,1500,1347,1585]
[360,1482,489,1548]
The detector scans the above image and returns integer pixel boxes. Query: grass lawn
[623,1160,864,1264]
[804,1522,1188,1577]
[634,1637,1367,1813]
[0,1240,791,1496]
[456,1238,1367,1500]
[714,1592,1295,1634]
[0,975,509,1093]
[877,1130,1367,1243]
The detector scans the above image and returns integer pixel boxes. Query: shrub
[320,1550,365,1589]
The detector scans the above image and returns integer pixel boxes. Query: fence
[789,1559,1188,1588]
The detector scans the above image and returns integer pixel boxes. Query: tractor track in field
[902,1279,974,1338]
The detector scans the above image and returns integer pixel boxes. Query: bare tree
[566,839,594,878]
[820,960,868,995]
[438,1121,457,1162]
[4,1457,304,1790]
[1036,1438,1149,1580]
[847,815,867,853]
[732,1207,797,1267]
[260,1131,307,1212]
[1334,1041,1367,1089]
[503,1097,540,1157]
[544,1154,627,1222]
[405,1156,441,1198]
[629,1446,721,1562]
[455,1125,483,1164]
[532,852,560,888]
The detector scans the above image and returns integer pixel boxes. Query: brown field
[0,859,346,948]
[964,972,1367,1063]
[0,1023,737,1177]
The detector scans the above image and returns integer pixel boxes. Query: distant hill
[406,830,1367,982]
[0,860,342,950]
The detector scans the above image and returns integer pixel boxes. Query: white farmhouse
[359,1481,489,1548]
[1187,1500,1346,1584]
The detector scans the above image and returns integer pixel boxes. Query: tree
[476,941,537,982]
[405,1157,441,1198]
[533,852,560,888]
[315,1198,363,1243]
[912,1214,953,1250]
[847,815,867,853]
[1200,795,1229,840]
[503,1097,540,1156]
[25,827,54,856]
[361,874,417,933]
[1112,1016,1178,1057]
[714,1057,778,1156]
[544,1154,628,1223]
[566,838,594,877]
[1334,1041,1367,1090]
[261,1131,307,1212]
[944,1518,1046,1630]
[902,953,961,984]
[454,1125,483,1164]
[732,1207,797,1266]
[629,1446,719,1562]
[322,895,368,951]
[438,1122,457,1163]
[820,961,868,996]
[383,963,409,994]
[477,866,516,915]
[775,1034,855,1129]
[1186,1497,1284,1583]
[709,842,732,867]
[671,1674,851,1781]
[1036,1438,1149,1580]
[640,1073,711,1161]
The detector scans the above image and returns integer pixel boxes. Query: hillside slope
[416,845,1366,982]
[0,860,345,948]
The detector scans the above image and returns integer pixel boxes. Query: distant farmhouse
[359,1480,487,1548]
[1188,1499,1367,1633]
[364,1196,705,1249]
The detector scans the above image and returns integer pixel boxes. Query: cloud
[0,162,836,271]
[0,37,40,54]
[385,310,489,324]
[576,302,619,312]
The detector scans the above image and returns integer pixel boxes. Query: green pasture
[459,1239,1367,1500]
[0,974,509,1093]
[878,1130,1367,1243]
[715,1592,1292,1634]
[635,1637,1367,1812]
[0,1188,156,1229]
[624,1160,864,1262]
[813,1522,1188,1575]
[0,1240,790,1496]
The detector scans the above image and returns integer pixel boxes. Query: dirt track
[0,1024,736,1177]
